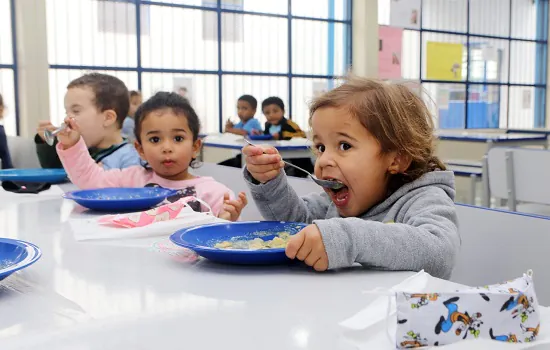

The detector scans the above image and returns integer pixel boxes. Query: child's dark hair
[238,95,257,110]
[130,90,141,98]
[134,91,201,143]
[0,93,3,107]
[262,96,285,112]
[67,73,129,129]
[309,76,446,194]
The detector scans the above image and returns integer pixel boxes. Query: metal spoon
[44,123,67,146]
[243,138,345,190]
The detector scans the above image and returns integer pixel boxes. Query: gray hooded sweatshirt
[244,169,460,279]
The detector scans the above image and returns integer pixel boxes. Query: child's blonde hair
[309,76,445,193]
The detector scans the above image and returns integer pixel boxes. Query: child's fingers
[285,230,305,259]
[238,192,248,206]
[246,161,284,174]
[223,199,243,209]
[304,252,322,267]
[223,192,230,202]
[312,258,329,272]
[295,236,314,261]
[222,204,239,219]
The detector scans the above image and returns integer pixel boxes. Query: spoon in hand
[243,138,345,190]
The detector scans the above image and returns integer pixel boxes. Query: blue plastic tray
[0,238,42,281]
[248,134,273,141]
[0,168,67,183]
[170,221,308,265]
[63,187,177,212]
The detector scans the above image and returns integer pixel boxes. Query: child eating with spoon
[242,77,459,279]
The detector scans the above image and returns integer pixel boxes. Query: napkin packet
[394,270,540,348]
[98,196,213,228]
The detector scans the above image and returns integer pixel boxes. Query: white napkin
[340,271,550,349]
[67,209,226,242]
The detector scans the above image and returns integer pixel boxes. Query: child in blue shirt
[224,95,262,136]
[219,95,262,168]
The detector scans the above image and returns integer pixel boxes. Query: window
[46,0,352,132]
[0,0,18,136]
[379,0,548,129]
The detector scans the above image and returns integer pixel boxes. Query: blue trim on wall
[534,0,548,128]
[327,0,335,90]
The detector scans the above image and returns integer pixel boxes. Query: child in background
[57,92,247,221]
[34,73,141,170]
[243,77,459,279]
[261,96,313,176]
[224,95,262,136]
[219,95,262,168]
[0,94,13,169]
[122,90,143,140]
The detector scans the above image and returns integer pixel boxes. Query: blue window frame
[0,0,20,135]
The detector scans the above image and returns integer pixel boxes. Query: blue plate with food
[0,168,67,183]
[0,238,42,281]
[63,187,178,212]
[248,134,273,141]
[170,221,307,265]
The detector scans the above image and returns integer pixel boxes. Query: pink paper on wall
[379,26,403,80]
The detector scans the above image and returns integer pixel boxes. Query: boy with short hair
[35,73,141,170]
[225,94,262,136]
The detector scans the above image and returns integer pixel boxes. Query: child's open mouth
[325,179,350,207]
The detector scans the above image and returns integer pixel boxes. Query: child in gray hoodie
[242,77,459,279]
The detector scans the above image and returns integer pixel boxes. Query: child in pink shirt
[57,92,247,221]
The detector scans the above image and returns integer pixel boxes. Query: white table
[436,131,548,161]
[201,134,313,166]
[0,168,414,350]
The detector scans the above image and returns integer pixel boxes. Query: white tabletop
[0,179,414,349]
[203,133,312,150]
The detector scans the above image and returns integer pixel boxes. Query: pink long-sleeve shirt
[57,138,234,215]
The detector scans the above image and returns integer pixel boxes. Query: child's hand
[57,117,81,149]
[251,129,261,135]
[272,132,280,140]
[286,224,329,271]
[36,121,57,142]
[218,192,247,221]
[225,119,234,129]
[242,145,285,183]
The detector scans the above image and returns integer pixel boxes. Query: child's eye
[315,144,326,153]
[149,136,160,143]
[339,142,352,151]
[174,136,184,142]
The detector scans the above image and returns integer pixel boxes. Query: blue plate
[248,134,273,141]
[0,238,42,281]
[0,168,67,183]
[170,221,308,265]
[63,187,178,212]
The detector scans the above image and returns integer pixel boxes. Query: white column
[15,0,50,138]
[352,0,379,78]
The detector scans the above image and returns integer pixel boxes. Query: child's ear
[387,152,412,175]
[192,138,202,159]
[103,109,118,128]
[134,140,146,160]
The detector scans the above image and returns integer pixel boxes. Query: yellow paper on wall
[426,41,463,81]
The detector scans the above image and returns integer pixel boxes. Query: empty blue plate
[0,238,42,281]
[170,221,308,265]
[63,187,178,212]
[248,134,273,141]
[0,168,67,183]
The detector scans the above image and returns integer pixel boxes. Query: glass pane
[292,20,347,76]
[402,30,420,80]
[46,0,138,67]
[49,69,139,126]
[511,0,539,40]
[0,69,16,135]
[508,86,540,128]
[423,83,466,129]
[469,0,510,37]
[292,0,349,21]
[467,38,509,83]
[291,78,339,131]
[422,33,467,81]
[466,84,504,128]
[422,0,467,33]
[222,75,288,127]
[241,0,287,15]
[510,41,537,84]
[0,0,13,64]
[221,13,288,73]
[141,73,219,133]
[377,0,390,25]
[141,5,218,70]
